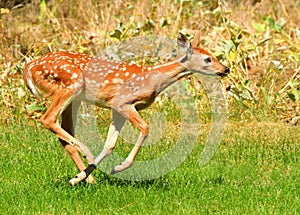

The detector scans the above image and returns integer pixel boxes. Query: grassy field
[0,0,300,214]
[0,119,299,214]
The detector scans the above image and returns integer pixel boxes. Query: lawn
[0,0,300,214]
[0,120,298,214]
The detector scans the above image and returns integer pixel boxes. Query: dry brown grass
[0,0,299,124]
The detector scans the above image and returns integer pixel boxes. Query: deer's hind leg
[39,92,95,182]
[60,100,95,183]
[39,92,94,162]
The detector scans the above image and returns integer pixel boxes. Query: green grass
[1,1,299,214]
[0,120,299,214]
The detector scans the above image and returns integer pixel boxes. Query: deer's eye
[204,57,212,63]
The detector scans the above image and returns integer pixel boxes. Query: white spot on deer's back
[112,78,123,84]
[81,65,87,71]
[71,73,78,80]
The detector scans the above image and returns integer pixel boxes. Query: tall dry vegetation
[0,0,299,124]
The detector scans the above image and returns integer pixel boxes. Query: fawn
[23,33,229,185]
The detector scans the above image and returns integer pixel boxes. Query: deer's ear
[191,31,201,48]
[177,33,192,59]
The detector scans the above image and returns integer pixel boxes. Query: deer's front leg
[94,110,126,164]
[110,132,148,174]
[111,105,149,175]
[69,110,125,185]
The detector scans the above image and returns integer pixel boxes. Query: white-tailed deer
[23,33,229,185]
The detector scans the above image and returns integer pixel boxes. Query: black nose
[225,67,230,74]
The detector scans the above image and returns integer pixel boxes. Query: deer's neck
[147,59,191,93]
[152,58,191,78]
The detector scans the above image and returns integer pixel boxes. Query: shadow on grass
[96,171,171,188]
[51,171,171,189]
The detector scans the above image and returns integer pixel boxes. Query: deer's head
[177,33,229,77]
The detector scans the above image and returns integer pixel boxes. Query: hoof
[110,160,133,175]
[85,175,96,184]
[69,171,87,186]
[110,168,117,175]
